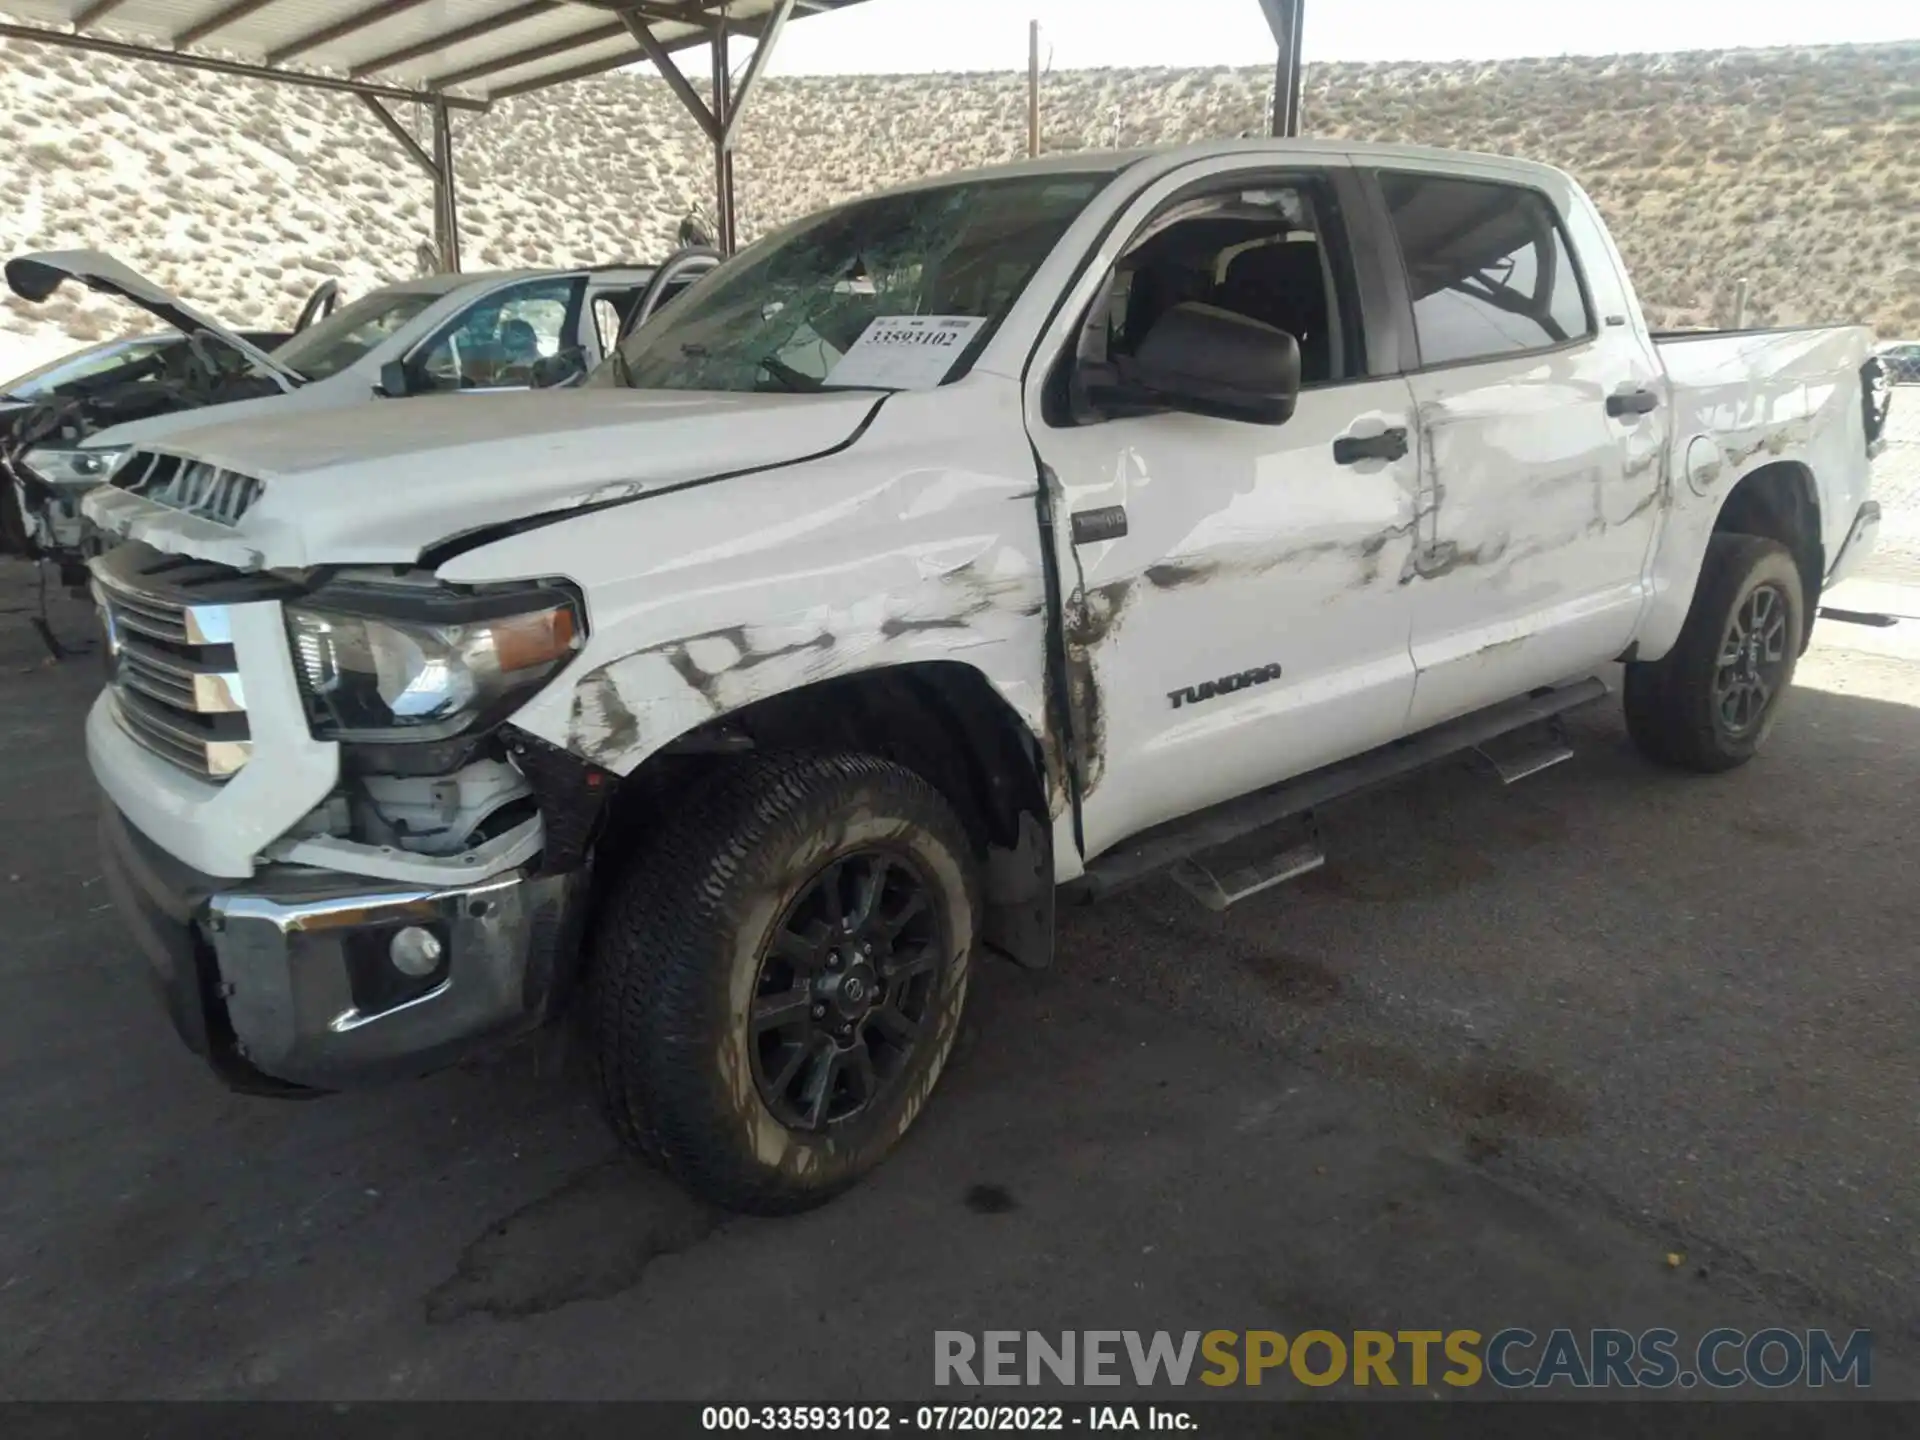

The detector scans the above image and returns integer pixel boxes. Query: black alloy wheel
[1713,582,1792,738]
[749,851,941,1132]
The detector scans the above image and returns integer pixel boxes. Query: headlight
[286,587,583,741]
[20,445,129,488]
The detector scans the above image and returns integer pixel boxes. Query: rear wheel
[587,752,978,1214]
[1624,533,1804,772]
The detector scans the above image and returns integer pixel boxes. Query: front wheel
[587,752,979,1214]
[1624,533,1805,772]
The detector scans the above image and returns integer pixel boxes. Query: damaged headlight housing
[286,584,583,741]
[20,445,129,489]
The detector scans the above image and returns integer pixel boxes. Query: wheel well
[598,663,1056,966]
[1713,461,1823,624]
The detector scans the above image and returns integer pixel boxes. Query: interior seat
[498,318,542,379]
[1214,242,1333,383]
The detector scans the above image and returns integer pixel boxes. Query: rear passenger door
[1372,169,1667,730]
[1027,162,1423,862]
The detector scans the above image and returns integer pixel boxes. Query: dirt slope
[0,29,1913,368]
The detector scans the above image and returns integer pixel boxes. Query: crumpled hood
[6,249,300,390]
[82,387,885,570]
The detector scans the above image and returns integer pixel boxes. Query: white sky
[746,0,1916,74]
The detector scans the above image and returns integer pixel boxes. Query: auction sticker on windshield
[826,315,987,390]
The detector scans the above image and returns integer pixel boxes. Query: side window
[413,276,583,392]
[591,294,631,356]
[1378,172,1592,368]
[1062,178,1360,423]
[652,278,697,316]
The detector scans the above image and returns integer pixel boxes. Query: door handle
[1607,388,1660,418]
[1333,427,1409,465]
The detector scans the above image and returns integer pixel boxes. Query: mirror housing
[1124,302,1301,425]
[377,359,412,399]
[531,346,588,389]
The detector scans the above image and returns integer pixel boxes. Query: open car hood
[5,249,301,392]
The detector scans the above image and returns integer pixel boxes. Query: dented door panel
[1400,341,1664,730]
[1398,178,1668,733]
[1034,381,1423,864]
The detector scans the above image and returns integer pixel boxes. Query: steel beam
[351,1,556,78]
[432,98,462,273]
[711,18,736,253]
[1258,0,1304,137]
[623,1,719,21]
[620,11,719,140]
[266,0,435,66]
[357,93,439,178]
[721,0,794,151]
[427,18,626,90]
[0,20,488,108]
[173,0,281,48]
[1027,19,1040,157]
[72,0,131,30]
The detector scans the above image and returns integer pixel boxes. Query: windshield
[596,172,1113,394]
[3,336,174,399]
[271,288,439,380]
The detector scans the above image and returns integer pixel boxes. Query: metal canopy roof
[0,1,872,106]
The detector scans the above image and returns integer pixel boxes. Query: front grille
[114,451,265,527]
[92,548,255,781]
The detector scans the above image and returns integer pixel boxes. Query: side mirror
[1125,302,1301,425]
[531,346,587,389]
[378,359,412,398]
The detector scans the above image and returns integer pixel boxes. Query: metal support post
[431,98,461,274]
[1028,19,1041,158]
[711,18,736,255]
[1259,0,1304,137]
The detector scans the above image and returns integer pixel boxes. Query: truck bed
[1655,322,1879,595]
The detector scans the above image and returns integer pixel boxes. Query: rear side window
[1379,173,1592,367]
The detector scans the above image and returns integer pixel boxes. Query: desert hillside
[0,26,1915,372]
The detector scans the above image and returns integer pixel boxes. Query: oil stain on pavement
[425,1160,717,1323]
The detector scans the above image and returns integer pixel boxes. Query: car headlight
[286,586,583,742]
[20,445,129,488]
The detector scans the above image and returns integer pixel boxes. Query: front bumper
[100,800,585,1092]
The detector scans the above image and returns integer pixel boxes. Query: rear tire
[1623,533,1804,773]
[587,752,978,1215]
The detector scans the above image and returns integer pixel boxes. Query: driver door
[1027,162,1423,862]
[618,247,723,343]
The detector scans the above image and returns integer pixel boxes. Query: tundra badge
[1169,663,1283,709]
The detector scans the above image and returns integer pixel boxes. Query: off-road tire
[1623,533,1805,773]
[586,752,979,1215]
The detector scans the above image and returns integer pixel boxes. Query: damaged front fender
[446,383,1058,793]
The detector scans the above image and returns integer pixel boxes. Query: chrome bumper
[100,801,585,1092]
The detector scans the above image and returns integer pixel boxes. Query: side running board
[1067,678,1608,905]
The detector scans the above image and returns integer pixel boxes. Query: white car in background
[3,247,718,562]
[1875,339,1920,385]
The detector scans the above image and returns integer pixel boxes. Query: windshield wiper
[756,352,901,395]
[757,353,824,392]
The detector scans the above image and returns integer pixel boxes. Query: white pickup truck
[82,140,1890,1214]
